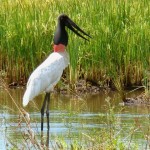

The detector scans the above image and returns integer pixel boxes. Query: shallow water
[0,88,149,149]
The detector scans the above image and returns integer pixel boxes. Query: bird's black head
[54,14,91,46]
[58,14,69,26]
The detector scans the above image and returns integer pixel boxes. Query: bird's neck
[53,44,66,52]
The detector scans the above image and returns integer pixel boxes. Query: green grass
[0,0,150,89]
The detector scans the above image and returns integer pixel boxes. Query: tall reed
[1,0,149,88]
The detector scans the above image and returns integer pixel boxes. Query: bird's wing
[23,52,69,106]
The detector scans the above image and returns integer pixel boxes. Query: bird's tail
[23,85,35,107]
[23,89,31,107]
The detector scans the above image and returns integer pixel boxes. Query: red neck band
[53,44,66,52]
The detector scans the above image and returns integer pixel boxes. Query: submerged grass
[0,0,150,89]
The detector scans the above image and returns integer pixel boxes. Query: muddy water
[0,88,149,149]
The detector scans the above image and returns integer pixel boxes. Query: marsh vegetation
[0,0,150,149]
[1,0,149,90]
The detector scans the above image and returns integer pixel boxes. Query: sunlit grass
[0,0,150,89]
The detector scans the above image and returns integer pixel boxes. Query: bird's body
[23,14,91,133]
[23,51,69,106]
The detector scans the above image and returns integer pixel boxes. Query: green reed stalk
[0,0,149,89]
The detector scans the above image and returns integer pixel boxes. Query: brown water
[0,88,149,149]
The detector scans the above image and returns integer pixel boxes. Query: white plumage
[23,51,69,107]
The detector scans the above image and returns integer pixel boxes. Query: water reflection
[0,88,149,149]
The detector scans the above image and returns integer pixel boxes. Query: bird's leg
[41,93,48,131]
[46,129,50,147]
[46,93,50,131]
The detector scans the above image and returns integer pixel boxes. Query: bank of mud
[7,78,150,106]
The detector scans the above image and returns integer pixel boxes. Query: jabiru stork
[23,14,91,131]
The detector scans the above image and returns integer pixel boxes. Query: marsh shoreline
[7,79,150,106]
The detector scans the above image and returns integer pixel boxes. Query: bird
[23,14,91,132]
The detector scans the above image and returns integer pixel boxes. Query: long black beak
[66,17,91,41]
